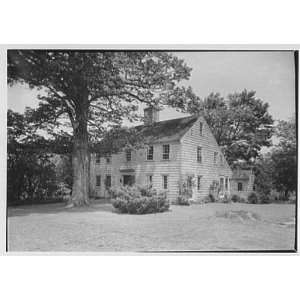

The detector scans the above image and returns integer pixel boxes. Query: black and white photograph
[5,49,297,252]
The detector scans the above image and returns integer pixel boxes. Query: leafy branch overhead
[8,51,196,140]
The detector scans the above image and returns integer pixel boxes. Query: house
[89,107,232,203]
[230,166,255,199]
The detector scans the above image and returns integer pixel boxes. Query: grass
[7,202,296,252]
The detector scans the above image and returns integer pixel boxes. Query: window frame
[162,144,170,160]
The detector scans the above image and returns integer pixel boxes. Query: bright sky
[7,51,296,123]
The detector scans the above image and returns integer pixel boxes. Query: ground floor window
[197,176,202,191]
[225,177,229,191]
[220,177,224,191]
[105,175,111,189]
[147,174,153,188]
[162,175,168,189]
[238,182,243,191]
[96,175,101,187]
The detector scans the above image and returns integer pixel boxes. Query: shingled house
[89,107,232,203]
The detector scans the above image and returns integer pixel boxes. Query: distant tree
[270,118,296,198]
[8,51,196,206]
[184,90,274,165]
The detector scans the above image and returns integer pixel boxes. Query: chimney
[144,106,160,125]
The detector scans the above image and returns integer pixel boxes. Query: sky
[7,51,296,123]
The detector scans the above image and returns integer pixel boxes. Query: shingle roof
[134,115,199,143]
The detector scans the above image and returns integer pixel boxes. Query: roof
[134,115,199,143]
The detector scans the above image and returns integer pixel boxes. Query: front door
[123,175,135,186]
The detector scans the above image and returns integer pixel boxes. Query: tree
[270,118,296,198]
[7,110,59,205]
[8,51,195,206]
[184,90,274,165]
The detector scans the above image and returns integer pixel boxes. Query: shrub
[259,193,271,204]
[111,185,169,214]
[177,195,190,206]
[247,192,259,204]
[231,194,245,203]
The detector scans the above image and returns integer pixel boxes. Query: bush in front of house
[247,192,259,204]
[177,195,191,206]
[231,194,245,203]
[110,185,169,214]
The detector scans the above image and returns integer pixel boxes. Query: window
[238,182,243,191]
[220,154,224,165]
[105,175,111,189]
[197,147,202,163]
[225,177,229,191]
[162,175,168,189]
[214,152,218,164]
[146,146,154,160]
[96,153,101,164]
[162,144,170,160]
[147,175,153,188]
[199,122,203,136]
[197,176,202,191]
[220,177,224,191]
[191,128,194,136]
[125,149,131,162]
[96,175,101,187]
[106,156,111,164]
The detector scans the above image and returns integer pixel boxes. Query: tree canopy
[183,90,274,165]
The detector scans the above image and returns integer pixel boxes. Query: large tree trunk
[68,101,90,207]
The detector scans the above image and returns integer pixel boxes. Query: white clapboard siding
[180,116,232,202]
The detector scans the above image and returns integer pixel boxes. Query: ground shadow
[7,201,115,217]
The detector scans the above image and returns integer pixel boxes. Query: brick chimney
[144,106,160,125]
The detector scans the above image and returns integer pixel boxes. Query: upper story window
[214,152,218,164]
[106,156,111,164]
[125,149,131,162]
[199,122,203,136]
[219,154,224,165]
[96,153,101,164]
[146,146,154,160]
[162,144,170,160]
[197,146,202,163]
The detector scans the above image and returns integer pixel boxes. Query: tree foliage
[270,118,296,196]
[184,90,274,165]
[7,110,60,205]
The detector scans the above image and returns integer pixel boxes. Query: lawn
[7,202,296,252]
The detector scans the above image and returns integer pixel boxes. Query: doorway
[123,175,135,186]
